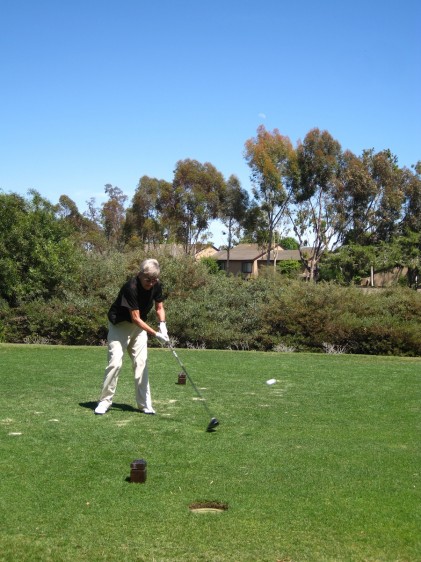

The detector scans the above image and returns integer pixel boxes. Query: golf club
[168,343,219,432]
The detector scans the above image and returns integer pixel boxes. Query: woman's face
[139,272,159,290]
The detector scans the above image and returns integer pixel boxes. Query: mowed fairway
[1,344,420,561]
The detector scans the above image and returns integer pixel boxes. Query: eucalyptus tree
[290,128,344,281]
[101,184,127,248]
[219,174,250,271]
[317,150,418,284]
[401,161,421,235]
[124,176,170,246]
[57,194,81,222]
[239,203,268,244]
[360,149,405,243]
[57,194,106,253]
[244,125,297,264]
[336,149,378,245]
[393,161,420,285]
[167,159,226,252]
[339,149,408,245]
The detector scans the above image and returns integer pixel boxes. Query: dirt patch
[189,501,228,513]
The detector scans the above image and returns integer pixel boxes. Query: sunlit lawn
[1,344,420,561]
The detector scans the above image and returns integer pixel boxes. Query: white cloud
[258,112,267,119]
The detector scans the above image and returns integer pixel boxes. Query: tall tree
[219,174,250,271]
[101,184,127,248]
[124,176,170,246]
[57,195,106,253]
[169,159,226,251]
[85,197,102,225]
[401,161,421,234]
[244,125,297,264]
[57,194,81,223]
[362,149,405,242]
[339,149,407,245]
[290,128,344,281]
[336,149,378,244]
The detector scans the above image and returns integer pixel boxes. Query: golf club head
[206,417,219,432]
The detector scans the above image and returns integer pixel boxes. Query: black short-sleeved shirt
[107,276,164,325]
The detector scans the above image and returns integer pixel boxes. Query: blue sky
[1,0,420,246]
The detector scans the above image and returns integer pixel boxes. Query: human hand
[155,330,169,343]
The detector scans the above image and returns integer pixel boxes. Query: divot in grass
[189,501,228,513]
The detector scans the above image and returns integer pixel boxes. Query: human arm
[155,301,166,323]
[129,309,162,338]
[129,305,169,342]
[155,301,168,337]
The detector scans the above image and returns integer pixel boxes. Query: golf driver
[168,343,219,432]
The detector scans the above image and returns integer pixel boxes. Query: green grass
[1,344,420,561]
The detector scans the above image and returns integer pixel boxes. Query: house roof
[145,243,219,257]
[263,247,313,260]
[213,244,275,261]
[261,249,300,261]
[214,244,314,262]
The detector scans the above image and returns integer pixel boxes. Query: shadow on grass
[79,401,139,413]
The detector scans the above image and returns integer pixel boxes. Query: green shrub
[260,281,421,355]
[19,298,108,345]
[165,273,269,349]
[199,256,220,274]
[276,259,301,277]
[2,253,421,356]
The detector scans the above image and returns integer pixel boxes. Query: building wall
[360,266,407,287]
[221,260,259,278]
[196,246,219,259]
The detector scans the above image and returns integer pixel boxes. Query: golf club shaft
[169,344,213,418]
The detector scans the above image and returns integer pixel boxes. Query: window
[242,262,253,274]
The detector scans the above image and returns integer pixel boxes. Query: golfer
[94,258,169,415]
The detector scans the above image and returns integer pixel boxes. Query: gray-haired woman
[94,258,169,415]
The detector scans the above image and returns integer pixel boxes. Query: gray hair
[140,258,160,279]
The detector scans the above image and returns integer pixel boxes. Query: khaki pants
[98,321,153,411]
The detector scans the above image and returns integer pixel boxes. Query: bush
[1,253,421,356]
[261,281,421,355]
[164,273,270,349]
[276,259,301,277]
[6,297,108,345]
[199,256,220,274]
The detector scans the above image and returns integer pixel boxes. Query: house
[213,243,306,278]
[194,244,220,259]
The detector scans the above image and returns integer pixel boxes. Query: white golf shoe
[94,401,110,415]
[141,407,156,415]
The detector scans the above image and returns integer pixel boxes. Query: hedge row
[1,252,420,356]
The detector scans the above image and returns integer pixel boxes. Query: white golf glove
[159,321,168,338]
[155,330,169,343]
